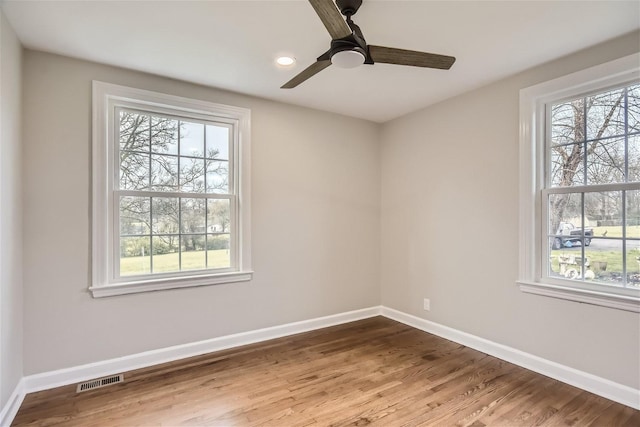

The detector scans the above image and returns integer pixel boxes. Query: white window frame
[90,81,252,298]
[518,53,640,313]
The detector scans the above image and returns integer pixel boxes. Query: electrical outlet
[423,298,430,311]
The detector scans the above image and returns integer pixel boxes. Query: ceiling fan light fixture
[331,49,365,69]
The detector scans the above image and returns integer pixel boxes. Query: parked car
[552,222,593,249]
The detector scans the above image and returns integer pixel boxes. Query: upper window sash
[518,53,640,312]
[544,83,640,189]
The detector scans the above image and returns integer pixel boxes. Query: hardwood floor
[12,317,639,426]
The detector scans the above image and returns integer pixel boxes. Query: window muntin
[543,83,640,290]
[91,81,251,297]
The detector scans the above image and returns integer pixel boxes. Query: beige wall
[0,10,23,407]
[21,51,381,375]
[380,31,640,389]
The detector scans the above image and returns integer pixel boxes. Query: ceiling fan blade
[309,0,352,40]
[369,45,456,70]
[281,60,332,89]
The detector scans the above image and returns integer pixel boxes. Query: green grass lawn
[121,249,230,276]
[591,225,640,238]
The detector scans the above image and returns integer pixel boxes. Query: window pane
[584,193,628,286]
[151,154,178,191]
[586,138,625,185]
[585,239,623,286]
[206,125,229,160]
[628,190,640,239]
[549,240,584,280]
[207,199,230,233]
[591,220,624,239]
[120,236,151,276]
[627,240,640,288]
[551,100,584,145]
[180,121,204,157]
[120,196,150,235]
[206,160,229,194]
[585,191,623,237]
[548,237,563,278]
[548,193,582,247]
[150,116,178,155]
[181,235,206,270]
[207,234,230,269]
[550,144,584,187]
[629,135,640,183]
[119,111,150,152]
[180,157,205,193]
[152,197,179,234]
[151,236,179,273]
[181,198,206,233]
[628,84,640,133]
[120,152,149,190]
[586,88,625,140]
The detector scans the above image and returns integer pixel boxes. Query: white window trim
[90,81,252,298]
[518,53,640,313]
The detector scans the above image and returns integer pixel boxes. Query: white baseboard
[381,306,640,410]
[0,378,25,427]
[23,306,382,394]
[3,304,637,427]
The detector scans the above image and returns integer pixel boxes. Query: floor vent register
[76,374,124,393]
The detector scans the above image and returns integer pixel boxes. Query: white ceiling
[2,0,639,122]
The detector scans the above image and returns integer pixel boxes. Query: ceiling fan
[281,0,456,89]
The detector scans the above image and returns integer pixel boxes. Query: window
[91,82,252,297]
[519,54,640,312]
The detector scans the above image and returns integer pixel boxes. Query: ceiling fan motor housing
[331,38,365,56]
[321,17,374,66]
[322,36,373,67]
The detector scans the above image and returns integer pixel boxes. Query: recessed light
[276,56,296,67]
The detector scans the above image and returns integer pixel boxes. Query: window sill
[517,280,640,312]
[89,271,253,298]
